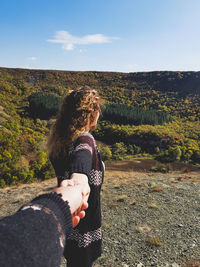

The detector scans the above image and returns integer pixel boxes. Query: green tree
[98,145,112,161]
[112,142,127,160]
[28,91,62,119]
[169,146,182,161]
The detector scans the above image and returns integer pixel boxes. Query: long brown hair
[47,86,100,157]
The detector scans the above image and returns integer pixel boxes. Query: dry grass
[0,160,200,266]
[0,178,57,218]
[135,225,151,234]
[147,236,163,246]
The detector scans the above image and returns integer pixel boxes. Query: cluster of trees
[0,119,55,188]
[0,67,200,187]
[102,104,171,125]
[98,142,142,161]
[94,120,200,164]
[98,141,200,165]
[28,91,62,119]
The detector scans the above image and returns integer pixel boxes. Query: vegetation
[94,120,200,163]
[102,104,171,125]
[28,91,62,119]
[0,67,200,187]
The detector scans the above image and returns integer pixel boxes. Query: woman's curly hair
[47,86,100,156]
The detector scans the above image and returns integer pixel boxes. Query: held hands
[54,175,90,227]
[61,173,90,203]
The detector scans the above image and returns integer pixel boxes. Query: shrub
[127,144,135,155]
[191,150,200,164]
[98,145,112,161]
[152,163,170,173]
[155,146,160,154]
[156,146,182,162]
[112,142,127,160]
[133,145,142,154]
[169,146,182,161]
[0,179,6,188]
[15,166,30,182]
[23,170,35,183]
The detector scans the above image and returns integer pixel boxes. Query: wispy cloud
[27,57,37,61]
[48,31,118,50]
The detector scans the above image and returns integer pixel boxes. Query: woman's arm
[61,133,94,186]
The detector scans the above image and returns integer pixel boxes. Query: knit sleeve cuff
[31,193,73,237]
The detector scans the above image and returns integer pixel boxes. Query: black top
[0,193,73,267]
[50,133,104,266]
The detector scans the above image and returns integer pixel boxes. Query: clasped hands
[54,173,90,227]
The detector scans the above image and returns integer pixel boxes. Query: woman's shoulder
[79,132,95,140]
[74,132,96,147]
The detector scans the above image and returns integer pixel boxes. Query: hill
[0,67,200,187]
[1,67,200,94]
[0,161,199,266]
[1,67,200,118]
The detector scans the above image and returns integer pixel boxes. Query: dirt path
[0,160,200,267]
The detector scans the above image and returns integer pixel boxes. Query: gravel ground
[95,171,200,267]
[0,162,199,267]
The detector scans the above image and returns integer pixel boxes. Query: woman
[47,86,104,267]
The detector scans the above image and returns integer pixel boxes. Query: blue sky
[0,0,200,72]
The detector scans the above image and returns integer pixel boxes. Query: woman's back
[50,132,104,266]
[48,87,103,267]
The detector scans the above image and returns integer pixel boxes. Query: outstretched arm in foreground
[0,184,89,267]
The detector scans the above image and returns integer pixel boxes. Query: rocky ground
[0,159,199,267]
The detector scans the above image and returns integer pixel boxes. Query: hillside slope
[0,67,200,94]
[0,67,199,187]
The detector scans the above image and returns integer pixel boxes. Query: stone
[172,263,180,267]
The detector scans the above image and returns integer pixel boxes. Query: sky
[1,0,200,73]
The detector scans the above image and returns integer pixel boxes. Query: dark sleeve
[69,135,93,177]
[0,193,72,267]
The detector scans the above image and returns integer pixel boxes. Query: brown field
[0,159,200,267]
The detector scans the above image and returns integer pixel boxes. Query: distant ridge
[0,67,200,95]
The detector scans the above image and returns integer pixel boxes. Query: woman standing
[47,86,104,267]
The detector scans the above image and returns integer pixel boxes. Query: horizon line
[0,66,200,74]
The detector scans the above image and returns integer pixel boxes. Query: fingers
[81,201,88,211]
[72,211,85,227]
[60,180,68,187]
[72,216,80,227]
[81,183,90,202]
[56,178,90,227]
[78,210,85,219]
[60,180,74,187]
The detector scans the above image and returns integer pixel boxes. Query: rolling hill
[0,67,199,187]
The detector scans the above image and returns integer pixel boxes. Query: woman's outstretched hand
[61,173,90,203]
[54,179,90,227]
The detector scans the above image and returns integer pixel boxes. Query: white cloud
[48,30,118,50]
[27,57,37,61]
[79,49,87,53]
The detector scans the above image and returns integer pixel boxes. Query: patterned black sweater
[0,193,73,267]
[50,133,104,266]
